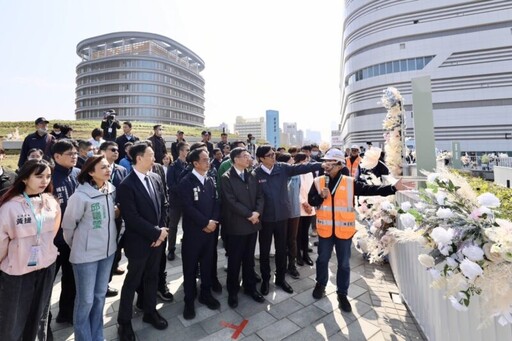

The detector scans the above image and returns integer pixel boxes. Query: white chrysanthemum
[399,213,416,229]
[380,200,393,211]
[431,226,454,246]
[373,219,382,228]
[369,226,378,235]
[400,201,412,211]
[436,191,447,205]
[436,208,454,219]
[446,257,458,267]
[462,245,484,262]
[427,173,440,183]
[460,258,483,281]
[418,254,435,268]
[477,193,500,208]
[360,147,382,170]
[495,219,512,232]
[414,202,427,212]
[483,243,503,263]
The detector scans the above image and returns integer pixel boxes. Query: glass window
[408,58,416,70]
[424,55,433,65]
[373,65,380,76]
[362,68,368,79]
[379,63,386,75]
[386,62,393,74]
[368,66,373,77]
[400,60,407,71]
[416,57,425,69]
[393,60,400,72]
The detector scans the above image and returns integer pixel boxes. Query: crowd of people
[0,115,411,341]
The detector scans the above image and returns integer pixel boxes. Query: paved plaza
[49,228,426,341]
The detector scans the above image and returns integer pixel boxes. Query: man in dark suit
[220,147,265,308]
[117,142,169,340]
[176,149,221,320]
[115,121,139,162]
[170,130,186,162]
[148,125,167,164]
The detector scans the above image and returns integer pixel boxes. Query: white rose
[418,254,435,268]
[436,208,454,219]
[414,202,427,212]
[459,258,483,281]
[461,244,484,262]
[431,226,455,246]
[400,201,412,211]
[373,219,382,228]
[370,226,378,234]
[427,173,440,183]
[400,213,416,229]
[477,193,500,208]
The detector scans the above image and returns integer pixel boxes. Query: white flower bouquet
[390,170,512,326]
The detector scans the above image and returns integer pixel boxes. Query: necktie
[240,172,245,181]
[144,176,158,212]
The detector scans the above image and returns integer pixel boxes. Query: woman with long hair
[61,155,118,341]
[0,159,61,340]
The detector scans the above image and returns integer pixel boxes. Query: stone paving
[49,229,426,341]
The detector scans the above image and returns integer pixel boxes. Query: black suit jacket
[118,171,167,258]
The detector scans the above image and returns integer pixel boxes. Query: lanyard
[23,192,44,245]
[331,175,343,195]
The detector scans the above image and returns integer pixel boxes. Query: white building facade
[340,0,512,154]
[233,116,266,141]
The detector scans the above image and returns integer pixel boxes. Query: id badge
[108,127,113,133]
[28,245,41,266]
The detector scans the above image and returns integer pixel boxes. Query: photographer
[100,110,121,141]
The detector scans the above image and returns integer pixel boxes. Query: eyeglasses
[108,148,119,152]
[62,152,79,157]
[264,152,275,158]
[351,149,359,152]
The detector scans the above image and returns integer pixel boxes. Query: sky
[0,0,344,142]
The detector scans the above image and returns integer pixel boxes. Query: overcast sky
[0,0,344,141]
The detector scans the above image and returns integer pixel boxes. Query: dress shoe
[198,294,221,310]
[312,282,326,299]
[167,251,175,261]
[106,286,119,297]
[296,257,304,266]
[183,302,196,320]
[228,294,238,308]
[157,285,174,302]
[211,278,223,293]
[338,294,352,313]
[303,255,314,266]
[55,313,73,324]
[287,267,300,279]
[275,280,294,294]
[118,322,136,341]
[143,310,168,330]
[113,267,125,275]
[260,281,269,296]
[244,289,265,303]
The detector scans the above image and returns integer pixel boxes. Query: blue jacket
[253,162,322,222]
[119,156,133,173]
[18,132,55,167]
[176,171,220,240]
[52,163,80,246]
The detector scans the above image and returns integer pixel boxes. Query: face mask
[37,128,48,135]
[311,151,319,156]
[54,130,61,135]
[87,151,94,158]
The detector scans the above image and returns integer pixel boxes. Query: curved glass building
[75,32,205,126]
[340,0,512,153]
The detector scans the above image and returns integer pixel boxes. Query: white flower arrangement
[354,196,398,263]
[380,87,404,177]
[390,170,512,326]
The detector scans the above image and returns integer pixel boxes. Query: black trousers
[182,233,215,304]
[55,243,76,319]
[297,216,313,258]
[259,220,287,283]
[0,263,56,341]
[226,232,257,294]
[167,205,182,253]
[117,245,163,323]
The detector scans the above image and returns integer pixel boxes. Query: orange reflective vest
[345,156,361,178]
[314,175,356,239]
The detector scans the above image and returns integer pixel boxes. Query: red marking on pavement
[220,319,249,339]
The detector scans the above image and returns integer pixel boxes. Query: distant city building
[75,31,205,126]
[266,110,280,148]
[217,122,230,133]
[340,2,512,153]
[233,116,265,140]
[282,122,303,147]
[305,129,321,144]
